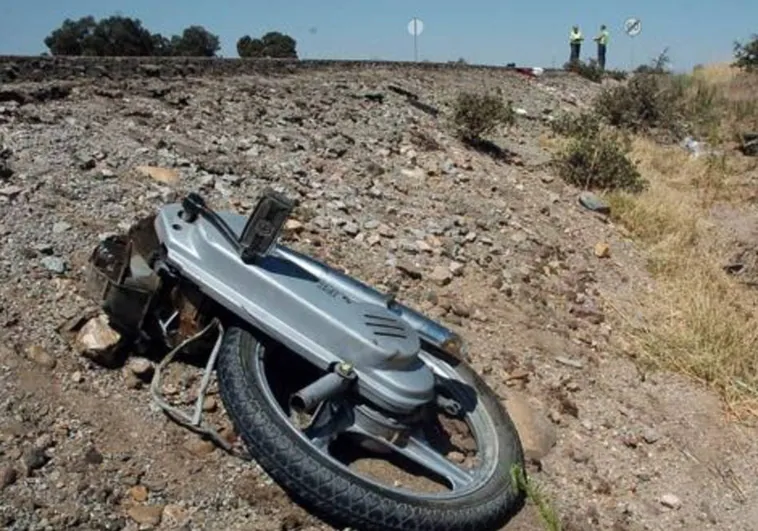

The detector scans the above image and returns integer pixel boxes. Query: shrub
[592,73,683,135]
[554,116,646,193]
[559,134,645,192]
[634,48,673,75]
[605,69,628,81]
[550,111,602,138]
[409,129,442,151]
[733,34,758,71]
[564,59,603,83]
[451,91,514,141]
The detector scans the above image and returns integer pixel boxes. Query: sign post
[623,17,642,71]
[407,17,424,62]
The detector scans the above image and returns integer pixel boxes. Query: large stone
[24,344,56,369]
[127,505,164,526]
[428,265,453,286]
[1,466,18,489]
[502,390,557,461]
[76,314,121,366]
[136,165,179,185]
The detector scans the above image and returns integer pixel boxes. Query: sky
[0,1,756,72]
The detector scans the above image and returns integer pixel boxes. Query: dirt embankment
[1,61,757,531]
[0,55,566,84]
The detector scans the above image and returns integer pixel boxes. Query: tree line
[42,16,298,59]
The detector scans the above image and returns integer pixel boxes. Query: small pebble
[659,493,681,509]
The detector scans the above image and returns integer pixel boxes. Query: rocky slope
[1,63,757,531]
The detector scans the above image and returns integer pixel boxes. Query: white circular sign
[624,18,641,37]
[407,18,424,36]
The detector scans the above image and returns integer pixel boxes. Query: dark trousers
[597,44,606,70]
[570,43,580,63]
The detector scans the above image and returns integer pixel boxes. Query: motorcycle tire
[216,324,526,531]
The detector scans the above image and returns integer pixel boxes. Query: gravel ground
[1,65,757,531]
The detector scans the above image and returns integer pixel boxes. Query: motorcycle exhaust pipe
[274,246,468,361]
[290,363,356,414]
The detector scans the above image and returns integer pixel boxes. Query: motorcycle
[85,188,526,531]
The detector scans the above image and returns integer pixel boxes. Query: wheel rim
[244,341,503,501]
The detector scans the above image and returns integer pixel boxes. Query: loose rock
[136,165,179,185]
[23,447,49,473]
[25,344,56,369]
[127,357,154,380]
[396,261,422,279]
[127,504,164,527]
[1,466,18,489]
[660,494,682,509]
[503,391,557,461]
[428,265,453,286]
[40,256,67,274]
[75,314,121,366]
[129,485,149,502]
[594,242,610,258]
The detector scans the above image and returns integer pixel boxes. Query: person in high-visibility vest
[569,26,583,64]
[593,25,610,70]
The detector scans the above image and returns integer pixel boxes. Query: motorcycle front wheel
[216,325,526,531]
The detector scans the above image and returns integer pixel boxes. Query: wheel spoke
[348,422,476,492]
[301,400,353,452]
[393,433,475,491]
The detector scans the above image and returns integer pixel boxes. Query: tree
[43,16,97,55]
[151,33,174,56]
[237,31,298,59]
[43,16,221,57]
[733,34,758,71]
[85,15,157,56]
[169,25,221,57]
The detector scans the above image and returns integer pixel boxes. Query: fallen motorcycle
[85,188,526,531]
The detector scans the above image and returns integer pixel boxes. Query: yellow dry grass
[606,134,758,418]
[692,62,741,84]
[686,64,758,142]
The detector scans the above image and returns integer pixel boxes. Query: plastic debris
[578,192,610,215]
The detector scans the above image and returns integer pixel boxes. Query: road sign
[408,17,424,62]
[624,18,641,38]
[407,18,424,37]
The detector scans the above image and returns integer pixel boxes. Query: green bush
[591,70,726,141]
[551,108,646,193]
[558,130,646,192]
[733,34,758,71]
[634,48,673,75]
[451,91,515,141]
[592,73,682,134]
[605,69,628,81]
[550,111,602,138]
[564,59,603,83]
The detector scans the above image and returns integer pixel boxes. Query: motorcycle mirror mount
[177,189,297,265]
[239,187,296,264]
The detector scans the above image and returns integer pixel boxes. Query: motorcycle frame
[144,190,468,416]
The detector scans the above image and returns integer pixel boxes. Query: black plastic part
[86,237,160,336]
[180,193,206,222]
[179,192,243,254]
[239,188,295,263]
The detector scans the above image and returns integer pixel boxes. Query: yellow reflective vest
[596,30,609,46]
[570,30,583,43]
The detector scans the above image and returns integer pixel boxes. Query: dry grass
[606,135,758,417]
[543,64,758,416]
[687,64,758,142]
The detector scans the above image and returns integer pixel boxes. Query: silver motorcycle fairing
[155,203,447,414]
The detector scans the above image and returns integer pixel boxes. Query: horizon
[1,1,756,72]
